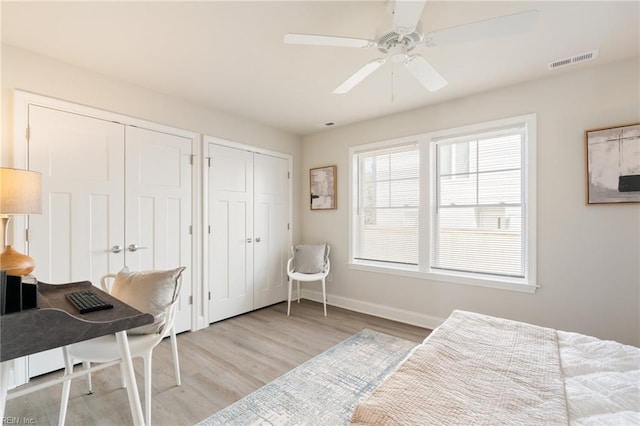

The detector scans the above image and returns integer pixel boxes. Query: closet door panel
[208,144,254,322]
[253,153,289,308]
[125,126,193,333]
[28,105,125,285]
[27,105,125,378]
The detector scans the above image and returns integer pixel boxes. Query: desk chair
[94,271,183,388]
[59,267,185,426]
[287,244,330,316]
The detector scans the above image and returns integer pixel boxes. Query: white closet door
[28,105,126,285]
[124,126,193,333]
[27,105,125,377]
[27,114,194,377]
[208,144,254,322]
[253,153,289,308]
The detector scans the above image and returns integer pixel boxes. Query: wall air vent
[548,50,599,70]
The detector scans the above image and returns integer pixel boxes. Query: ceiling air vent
[548,50,599,70]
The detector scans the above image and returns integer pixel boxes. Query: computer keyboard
[65,290,114,314]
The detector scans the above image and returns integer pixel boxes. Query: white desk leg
[115,331,145,426]
[0,360,12,421]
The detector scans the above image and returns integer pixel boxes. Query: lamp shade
[0,168,42,215]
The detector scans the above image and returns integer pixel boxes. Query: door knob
[127,244,148,252]
[246,238,253,243]
[110,245,123,254]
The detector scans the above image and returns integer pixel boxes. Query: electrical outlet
[327,273,333,282]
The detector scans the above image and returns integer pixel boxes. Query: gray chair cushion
[294,244,327,273]
[111,267,185,335]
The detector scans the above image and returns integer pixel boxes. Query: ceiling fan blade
[333,58,387,94]
[404,55,448,92]
[425,10,539,47]
[393,0,427,36]
[284,33,374,48]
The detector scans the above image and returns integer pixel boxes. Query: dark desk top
[0,281,154,362]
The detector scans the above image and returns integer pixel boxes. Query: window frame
[348,114,537,293]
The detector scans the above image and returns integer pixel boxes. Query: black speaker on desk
[22,279,38,310]
[0,271,6,314]
[1,272,21,315]
[0,272,37,315]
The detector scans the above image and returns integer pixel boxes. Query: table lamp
[0,167,42,276]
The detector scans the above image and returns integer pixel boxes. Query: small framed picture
[310,165,337,210]
[585,123,640,204]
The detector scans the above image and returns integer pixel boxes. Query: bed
[350,310,640,425]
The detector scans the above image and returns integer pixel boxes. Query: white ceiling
[2,1,638,135]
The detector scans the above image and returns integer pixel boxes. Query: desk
[0,280,153,425]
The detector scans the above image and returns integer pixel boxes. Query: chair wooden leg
[170,327,181,386]
[287,280,292,316]
[322,277,327,317]
[59,347,73,426]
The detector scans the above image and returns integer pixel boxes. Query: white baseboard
[300,289,445,331]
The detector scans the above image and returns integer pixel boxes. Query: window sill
[348,261,538,294]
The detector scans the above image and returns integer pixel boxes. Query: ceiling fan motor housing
[376,30,423,54]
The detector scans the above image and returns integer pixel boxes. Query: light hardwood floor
[5,300,430,425]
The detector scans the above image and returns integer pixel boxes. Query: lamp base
[0,245,35,276]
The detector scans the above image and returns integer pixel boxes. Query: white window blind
[355,144,419,265]
[432,127,525,277]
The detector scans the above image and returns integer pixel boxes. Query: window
[350,114,536,292]
[354,144,420,265]
[432,128,525,278]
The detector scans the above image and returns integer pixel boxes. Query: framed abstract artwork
[310,165,337,210]
[585,123,640,204]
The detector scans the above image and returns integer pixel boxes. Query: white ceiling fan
[284,0,539,94]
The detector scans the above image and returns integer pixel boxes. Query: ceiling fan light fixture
[389,52,408,63]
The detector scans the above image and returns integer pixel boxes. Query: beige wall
[302,57,640,346]
[1,45,301,158]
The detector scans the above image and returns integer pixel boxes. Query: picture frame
[310,165,337,210]
[585,123,640,204]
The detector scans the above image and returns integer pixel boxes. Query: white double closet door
[207,142,290,322]
[26,105,193,377]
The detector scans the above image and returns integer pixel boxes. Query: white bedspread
[350,310,569,425]
[559,330,640,425]
[350,310,640,425]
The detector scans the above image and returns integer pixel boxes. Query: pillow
[111,266,186,335]
[294,244,327,273]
